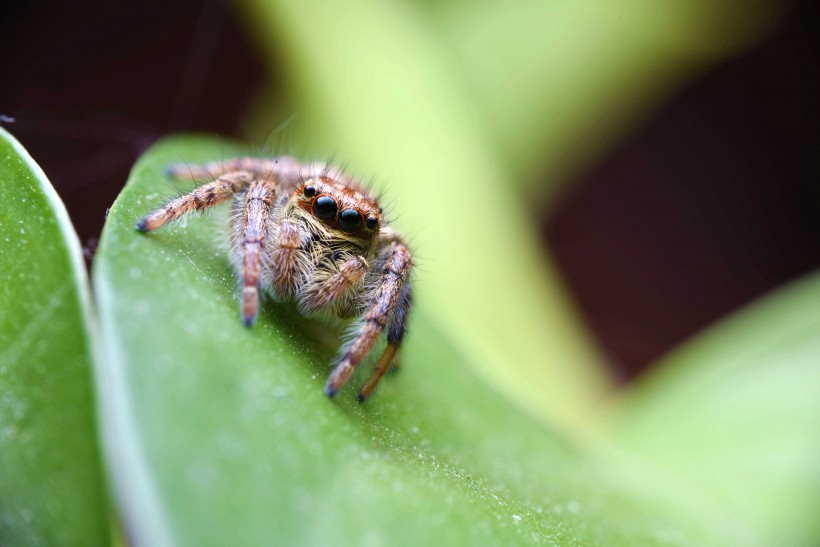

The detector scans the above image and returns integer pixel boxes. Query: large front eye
[312,196,337,220]
[338,209,362,232]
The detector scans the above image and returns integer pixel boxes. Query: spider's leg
[136,170,254,232]
[388,283,413,366]
[299,255,368,315]
[324,242,412,397]
[239,180,274,326]
[358,283,412,401]
[269,219,304,299]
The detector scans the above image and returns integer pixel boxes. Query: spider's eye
[365,216,379,230]
[338,209,363,232]
[303,185,316,198]
[312,196,338,220]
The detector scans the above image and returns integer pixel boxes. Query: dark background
[2,1,818,382]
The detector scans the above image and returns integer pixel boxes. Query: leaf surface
[93,135,759,546]
[601,272,820,546]
[0,127,109,546]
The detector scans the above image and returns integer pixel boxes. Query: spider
[135,157,413,401]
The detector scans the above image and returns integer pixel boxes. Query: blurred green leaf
[433,0,785,196]
[93,135,758,545]
[600,272,820,546]
[236,0,785,429]
[239,0,610,430]
[0,128,109,545]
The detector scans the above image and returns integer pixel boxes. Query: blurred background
[1,0,818,384]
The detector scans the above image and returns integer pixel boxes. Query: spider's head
[295,176,381,237]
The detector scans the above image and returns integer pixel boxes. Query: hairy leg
[325,242,413,397]
[136,170,254,232]
[239,181,274,326]
[358,283,412,400]
[269,219,303,299]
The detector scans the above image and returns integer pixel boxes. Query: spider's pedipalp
[136,170,254,232]
[239,180,274,326]
[299,255,368,316]
[325,241,413,398]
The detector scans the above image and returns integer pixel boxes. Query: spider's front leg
[268,219,306,299]
[237,180,275,326]
[136,170,254,232]
[358,282,412,400]
[324,241,413,400]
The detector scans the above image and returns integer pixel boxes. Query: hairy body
[136,157,413,400]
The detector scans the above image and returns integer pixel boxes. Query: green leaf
[0,127,109,545]
[94,134,758,546]
[600,272,820,546]
[238,0,611,429]
[235,0,780,425]
[230,2,818,542]
[431,0,784,197]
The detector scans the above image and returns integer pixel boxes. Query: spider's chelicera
[136,157,413,400]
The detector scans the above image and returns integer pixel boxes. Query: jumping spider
[136,157,413,400]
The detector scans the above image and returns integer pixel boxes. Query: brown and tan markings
[137,157,413,400]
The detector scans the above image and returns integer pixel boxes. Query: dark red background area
[2,1,819,382]
[546,3,820,380]
[0,1,264,243]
